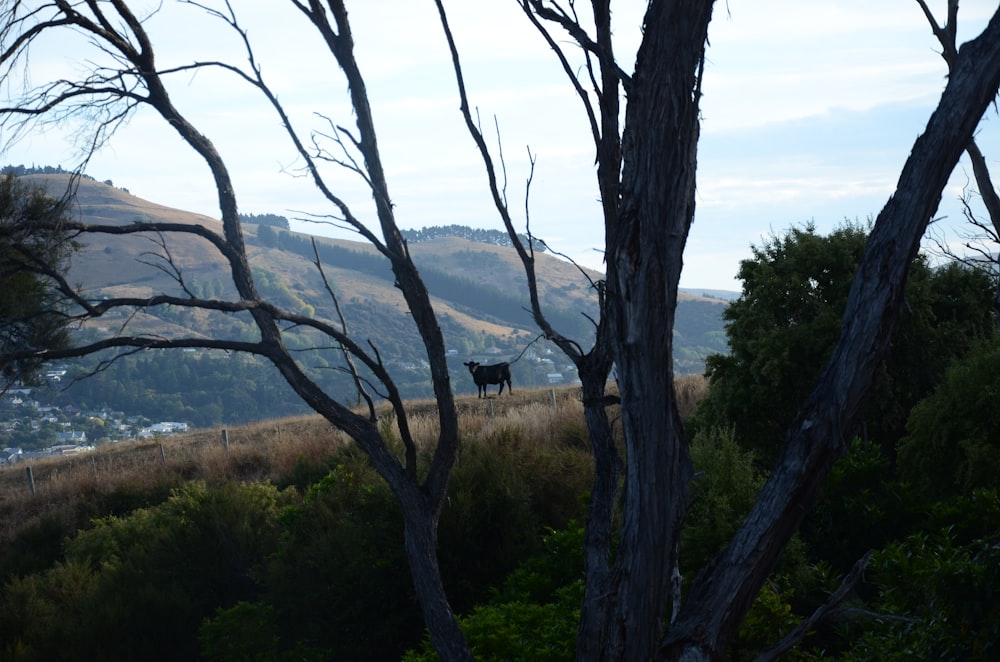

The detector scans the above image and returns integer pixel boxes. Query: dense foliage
[0,174,77,383]
[695,221,997,460]
[897,336,1000,498]
[690,222,1000,659]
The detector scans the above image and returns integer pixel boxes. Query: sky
[3,0,999,292]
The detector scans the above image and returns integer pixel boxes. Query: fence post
[91,454,98,480]
[25,466,35,496]
[159,442,166,466]
[550,388,557,411]
[221,429,229,458]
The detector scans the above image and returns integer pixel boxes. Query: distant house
[45,369,67,382]
[547,373,565,384]
[56,431,88,444]
[139,422,190,437]
[1,447,22,465]
[50,443,93,456]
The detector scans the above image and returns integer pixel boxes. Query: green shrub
[0,481,287,661]
[802,438,922,571]
[0,560,99,661]
[681,427,764,570]
[405,525,585,662]
[840,511,1000,661]
[0,515,70,584]
[438,440,546,610]
[262,461,418,660]
[898,337,1000,498]
[200,601,281,662]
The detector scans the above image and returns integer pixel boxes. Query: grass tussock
[676,373,708,418]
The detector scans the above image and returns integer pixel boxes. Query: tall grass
[0,414,347,545]
[0,380,708,546]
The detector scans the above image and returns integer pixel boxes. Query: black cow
[463,361,512,398]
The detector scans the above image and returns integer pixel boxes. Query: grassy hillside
[18,174,728,425]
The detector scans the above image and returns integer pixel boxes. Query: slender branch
[432,0,583,362]
[754,551,874,662]
[310,237,377,419]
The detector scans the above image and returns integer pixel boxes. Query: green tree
[0,173,76,383]
[697,222,996,459]
[897,337,1000,498]
[698,223,868,456]
[255,223,279,248]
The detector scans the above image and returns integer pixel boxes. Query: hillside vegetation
[0,386,611,660]
[13,174,726,429]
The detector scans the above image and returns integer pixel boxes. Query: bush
[404,525,585,662]
[840,502,1000,661]
[200,601,281,662]
[801,438,922,572]
[897,338,1000,498]
[263,432,591,661]
[261,459,418,661]
[0,481,287,661]
[681,427,764,570]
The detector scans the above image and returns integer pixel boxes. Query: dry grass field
[0,377,708,545]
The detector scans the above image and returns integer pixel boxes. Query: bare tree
[3,2,1000,661]
[1,1,472,658]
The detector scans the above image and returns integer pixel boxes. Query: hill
[17,174,728,428]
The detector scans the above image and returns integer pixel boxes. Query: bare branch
[432,0,585,362]
[310,237,377,419]
[915,0,959,65]
[754,551,875,662]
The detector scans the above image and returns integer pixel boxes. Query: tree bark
[398,486,474,662]
[576,358,621,661]
[600,2,715,660]
[661,9,1000,660]
[964,140,1000,329]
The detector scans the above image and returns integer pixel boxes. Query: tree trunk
[400,488,473,662]
[661,10,1000,659]
[576,359,621,661]
[600,2,715,660]
[965,140,1000,331]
